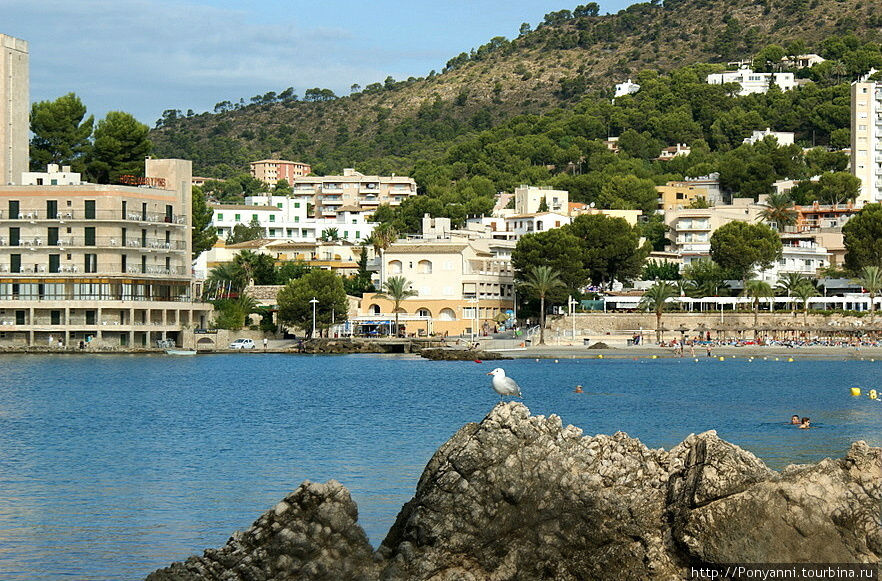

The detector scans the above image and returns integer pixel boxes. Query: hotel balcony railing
[0,264,187,276]
[0,209,186,224]
[0,295,196,306]
[0,236,186,250]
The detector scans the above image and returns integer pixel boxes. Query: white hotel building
[210,195,376,244]
[851,74,882,204]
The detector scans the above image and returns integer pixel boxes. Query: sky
[3,0,634,126]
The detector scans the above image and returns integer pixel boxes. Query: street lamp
[309,297,319,338]
[568,295,578,340]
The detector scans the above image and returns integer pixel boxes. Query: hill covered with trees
[151,0,881,179]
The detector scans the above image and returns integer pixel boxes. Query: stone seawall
[146,403,881,580]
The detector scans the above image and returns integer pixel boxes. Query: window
[417,308,431,318]
[51,310,61,325]
[269,214,275,222]
[418,260,433,274]
[8,201,19,219]
[217,213,223,221]
[121,254,127,272]
[10,254,20,273]
[165,205,173,222]
[9,227,19,246]
[15,311,25,325]
[234,214,241,222]
[294,216,300,223]
[439,308,456,321]
[121,201,127,219]
[84,253,97,273]
[389,260,403,274]
[294,203,300,208]
[252,214,258,221]
[48,227,58,246]
[84,200,96,219]
[46,200,57,219]
[84,227,96,246]
[86,311,97,325]
[49,254,60,273]
[276,203,283,209]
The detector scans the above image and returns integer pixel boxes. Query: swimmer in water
[790,414,800,425]
[799,417,811,429]
[574,385,584,393]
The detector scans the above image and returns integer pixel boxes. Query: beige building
[291,169,417,218]
[0,159,213,348]
[513,185,568,214]
[355,238,515,337]
[664,198,764,265]
[250,159,312,187]
[0,34,28,186]
[657,181,711,211]
[851,76,882,204]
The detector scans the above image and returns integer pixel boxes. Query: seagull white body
[487,367,522,398]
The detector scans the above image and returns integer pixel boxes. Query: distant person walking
[263,337,268,352]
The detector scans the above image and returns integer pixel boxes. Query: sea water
[0,354,879,580]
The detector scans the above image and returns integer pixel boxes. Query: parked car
[229,338,256,350]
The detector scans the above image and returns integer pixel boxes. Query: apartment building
[513,185,568,214]
[743,128,795,146]
[664,198,764,265]
[355,237,516,337]
[291,169,417,218]
[706,67,796,95]
[0,34,28,186]
[195,238,363,279]
[250,159,312,187]
[657,181,711,211]
[210,194,376,244]
[851,75,882,204]
[0,159,212,348]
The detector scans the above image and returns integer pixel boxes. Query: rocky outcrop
[146,480,377,581]
[418,348,510,361]
[147,403,881,581]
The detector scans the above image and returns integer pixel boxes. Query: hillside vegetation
[151,0,881,178]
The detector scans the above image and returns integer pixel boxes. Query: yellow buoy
[598,354,603,359]
[850,387,862,396]
[775,357,780,361]
[788,357,794,362]
[694,358,699,362]
[651,355,658,359]
[555,359,559,363]
[718,356,725,361]
[869,389,878,400]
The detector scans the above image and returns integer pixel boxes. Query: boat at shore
[165,349,197,355]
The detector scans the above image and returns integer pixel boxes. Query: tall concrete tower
[0,34,28,186]
[851,75,881,205]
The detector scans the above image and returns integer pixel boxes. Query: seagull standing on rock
[487,368,522,399]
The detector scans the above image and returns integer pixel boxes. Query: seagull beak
[486,372,493,375]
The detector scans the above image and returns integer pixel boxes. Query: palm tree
[759,192,797,231]
[638,282,678,343]
[373,275,417,336]
[367,224,399,286]
[519,265,566,345]
[776,272,809,316]
[854,265,882,321]
[321,227,340,242]
[792,281,819,325]
[741,279,774,329]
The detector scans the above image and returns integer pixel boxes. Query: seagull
[487,368,522,399]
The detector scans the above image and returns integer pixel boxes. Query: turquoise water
[0,354,879,580]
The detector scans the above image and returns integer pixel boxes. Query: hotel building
[0,34,28,186]
[250,159,312,187]
[0,160,212,347]
[291,169,417,218]
[851,75,882,204]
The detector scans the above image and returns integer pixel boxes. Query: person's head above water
[799,417,811,428]
[791,415,800,424]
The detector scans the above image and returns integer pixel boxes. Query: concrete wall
[0,34,28,186]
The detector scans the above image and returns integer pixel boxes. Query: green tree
[85,111,152,183]
[233,250,276,285]
[741,279,773,329]
[596,174,659,214]
[792,281,819,324]
[344,245,374,296]
[29,93,94,171]
[710,221,782,282]
[843,203,882,272]
[537,196,549,212]
[519,265,565,345]
[641,259,680,281]
[274,178,293,195]
[854,265,882,321]
[191,185,217,257]
[759,192,797,231]
[206,262,248,295]
[776,272,810,315]
[227,218,265,244]
[213,293,258,330]
[638,282,678,342]
[683,258,728,297]
[568,214,649,287]
[814,172,860,205]
[276,260,312,284]
[276,270,349,338]
[373,275,418,336]
[366,224,399,285]
[512,228,585,295]
[321,227,340,241]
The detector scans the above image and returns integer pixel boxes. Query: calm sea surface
[0,353,880,580]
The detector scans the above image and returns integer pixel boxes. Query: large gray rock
[146,480,377,581]
[146,403,881,581]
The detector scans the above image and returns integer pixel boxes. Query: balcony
[0,236,186,251]
[0,209,186,225]
[0,264,187,276]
